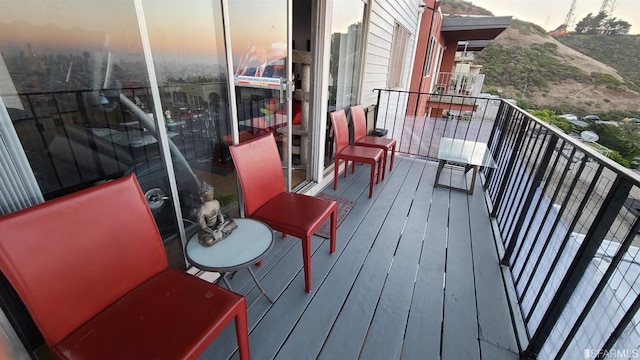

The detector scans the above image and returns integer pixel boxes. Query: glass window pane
[329,0,364,110]
[0,0,164,206]
[141,0,239,251]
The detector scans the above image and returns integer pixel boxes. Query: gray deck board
[199,156,520,360]
[358,159,432,359]
[441,184,481,360]
[317,158,416,360]
[401,161,448,359]
[275,157,412,360]
[469,180,520,356]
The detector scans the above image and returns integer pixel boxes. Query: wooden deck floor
[200,155,520,360]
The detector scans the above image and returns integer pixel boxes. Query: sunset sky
[467,0,640,34]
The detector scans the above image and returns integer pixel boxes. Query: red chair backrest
[0,174,167,346]
[229,134,285,216]
[330,110,350,154]
[350,105,367,142]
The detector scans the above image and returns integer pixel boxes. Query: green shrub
[606,151,632,168]
[530,109,573,133]
[591,72,622,86]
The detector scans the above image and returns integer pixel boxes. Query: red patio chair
[0,174,249,360]
[229,134,337,293]
[350,104,396,180]
[330,109,384,198]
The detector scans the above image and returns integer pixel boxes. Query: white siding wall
[360,0,422,107]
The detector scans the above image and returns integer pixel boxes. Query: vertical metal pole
[374,89,381,128]
[220,0,243,216]
[517,150,584,290]
[489,108,528,218]
[525,176,632,357]
[500,135,557,265]
[134,0,188,265]
[285,0,293,191]
[556,214,640,359]
[595,293,640,360]
[525,164,604,328]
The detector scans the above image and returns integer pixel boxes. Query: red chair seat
[55,268,247,360]
[252,192,336,245]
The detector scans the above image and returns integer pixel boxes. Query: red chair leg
[302,236,312,292]
[235,299,250,360]
[390,145,396,171]
[368,162,375,198]
[330,208,337,254]
[333,159,339,190]
[381,152,387,181]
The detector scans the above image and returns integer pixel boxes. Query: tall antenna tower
[599,0,617,15]
[562,0,578,31]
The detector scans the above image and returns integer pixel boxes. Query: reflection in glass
[0,1,166,207]
[0,1,232,262]
[142,0,239,249]
[226,0,306,187]
[329,0,364,110]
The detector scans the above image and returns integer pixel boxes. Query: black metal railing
[375,89,640,358]
[485,102,640,358]
[372,89,501,159]
[9,87,236,199]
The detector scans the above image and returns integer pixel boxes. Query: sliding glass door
[0,0,239,267]
[227,0,296,189]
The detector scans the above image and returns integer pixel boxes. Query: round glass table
[186,218,275,303]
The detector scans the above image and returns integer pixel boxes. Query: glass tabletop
[437,137,497,168]
[186,218,274,271]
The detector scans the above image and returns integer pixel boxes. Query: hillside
[554,34,640,86]
[440,0,640,117]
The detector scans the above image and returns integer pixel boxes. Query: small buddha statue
[197,182,237,247]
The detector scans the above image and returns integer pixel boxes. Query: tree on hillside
[588,122,640,166]
[574,11,631,35]
[603,18,632,35]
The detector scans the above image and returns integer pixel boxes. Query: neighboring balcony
[433,71,485,98]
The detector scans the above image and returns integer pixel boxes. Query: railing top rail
[374,87,640,189]
[372,88,485,98]
[507,100,640,188]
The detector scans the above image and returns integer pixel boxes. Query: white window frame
[422,35,437,78]
[386,22,410,89]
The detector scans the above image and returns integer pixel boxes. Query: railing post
[500,135,558,265]
[374,88,381,128]
[595,293,640,360]
[489,108,529,219]
[483,101,509,189]
[556,214,640,359]
[524,176,632,358]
